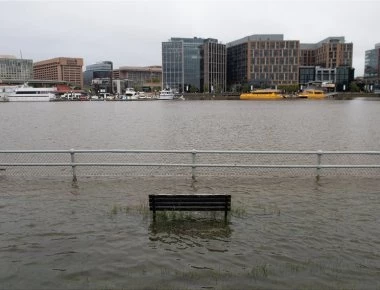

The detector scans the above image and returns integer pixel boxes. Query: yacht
[125,88,138,100]
[0,85,18,102]
[158,89,175,100]
[7,85,58,102]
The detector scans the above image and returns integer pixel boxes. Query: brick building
[33,57,83,89]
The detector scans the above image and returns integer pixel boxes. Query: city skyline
[1,0,378,76]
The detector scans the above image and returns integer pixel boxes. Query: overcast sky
[1,0,378,76]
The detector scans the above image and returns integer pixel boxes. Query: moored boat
[240,89,285,100]
[298,89,326,99]
[7,86,58,102]
[0,85,18,102]
[125,88,138,100]
[158,89,175,100]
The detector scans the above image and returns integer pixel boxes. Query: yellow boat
[298,89,326,99]
[240,89,285,100]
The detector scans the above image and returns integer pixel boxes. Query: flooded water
[1,99,380,289]
[0,99,380,151]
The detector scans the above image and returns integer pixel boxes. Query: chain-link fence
[1,149,380,180]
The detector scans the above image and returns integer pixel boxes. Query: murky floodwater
[1,100,380,289]
[1,175,380,289]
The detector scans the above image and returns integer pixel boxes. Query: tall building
[0,55,33,82]
[227,34,300,89]
[201,41,227,93]
[300,37,353,68]
[33,57,83,89]
[162,37,226,93]
[364,43,380,83]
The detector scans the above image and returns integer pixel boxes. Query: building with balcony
[0,55,33,82]
[300,37,353,68]
[162,37,226,93]
[298,37,354,91]
[227,34,300,89]
[33,57,83,89]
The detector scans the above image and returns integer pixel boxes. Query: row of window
[250,41,299,50]
[251,73,298,80]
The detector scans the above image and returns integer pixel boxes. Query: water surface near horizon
[1,99,380,151]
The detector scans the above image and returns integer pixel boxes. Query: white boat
[0,85,18,102]
[125,88,138,100]
[7,86,58,102]
[158,89,175,100]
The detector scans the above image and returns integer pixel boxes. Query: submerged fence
[0,149,380,181]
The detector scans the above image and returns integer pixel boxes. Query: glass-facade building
[0,56,33,81]
[364,43,380,82]
[162,40,183,92]
[336,66,354,91]
[299,66,354,91]
[162,37,226,93]
[299,66,315,86]
[84,61,113,93]
[201,41,227,93]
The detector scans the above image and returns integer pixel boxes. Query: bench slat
[149,194,231,219]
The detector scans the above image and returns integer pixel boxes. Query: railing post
[316,150,323,178]
[191,149,197,180]
[70,148,77,182]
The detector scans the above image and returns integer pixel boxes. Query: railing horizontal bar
[1,163,380,169]
[1,149,380,155]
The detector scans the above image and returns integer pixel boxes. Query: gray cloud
[1,0,378,76]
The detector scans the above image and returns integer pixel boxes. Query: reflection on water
[149,216,232,248]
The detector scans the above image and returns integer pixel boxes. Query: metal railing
[0,149,380,181]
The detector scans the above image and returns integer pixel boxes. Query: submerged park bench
[149,194,231,220]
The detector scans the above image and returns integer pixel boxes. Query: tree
[349,82,360,92]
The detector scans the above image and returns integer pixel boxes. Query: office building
[201,41,227,93]
[117,66,162,89]
[300,37,353,68]
[364,43,380,83]
[33,57,83,89]
[162,37,226,93]
[299,37,354,91]
[83,61,113,93]
[227,34,300,89]
[299,66,354,91]
[0,55,33,82]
